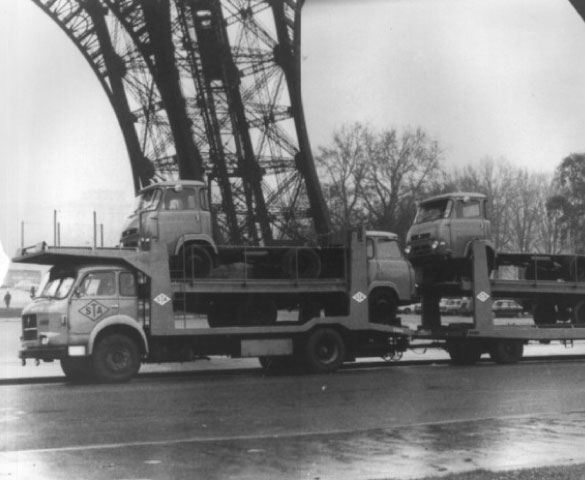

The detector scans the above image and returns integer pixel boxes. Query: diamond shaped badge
[154,293,171,306]
[352,291,367,303]
[79,301,110,321]
[476,291,490,303]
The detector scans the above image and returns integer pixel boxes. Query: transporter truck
[406,191,585,365]
[15,182,416,382]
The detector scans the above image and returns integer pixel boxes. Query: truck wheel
[369,290,398,326]
[184,245,213,278]
[60,357,93,383]
[282,248,321,279]
[446,340,483,365]
[92,334,140,383]
[533,302,555,326]
[298,299,321,323]
[489,340,524,364]
[237,296,277,326]
[207,302,235,327]
[304,328,346,373]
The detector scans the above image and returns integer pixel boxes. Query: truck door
[157,187,201,248]
[368,236,414,301]
[69,270,121,337]
[450,198,486,255]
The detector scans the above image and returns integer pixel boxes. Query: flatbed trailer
[15,230,413,382]
[415,241,585,364]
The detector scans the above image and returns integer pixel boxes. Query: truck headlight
[404,246,411,255]
[431,240,439,250]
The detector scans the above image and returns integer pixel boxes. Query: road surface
[1,359,585,479]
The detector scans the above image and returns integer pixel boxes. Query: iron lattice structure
[31,0,331,244]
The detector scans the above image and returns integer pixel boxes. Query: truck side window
[200,188,209,211]
[80,272,116,296]
[366,238,374,259]
[165,190,183,210]
[461,201,481,218]
[119,273,137,297]
[377,239,402,260]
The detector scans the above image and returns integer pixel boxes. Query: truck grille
[22,314,38,341]
[410,233,431,242]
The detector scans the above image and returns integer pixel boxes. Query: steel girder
[30,0,333,243]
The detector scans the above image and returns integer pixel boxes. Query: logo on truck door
[79,301,110,321]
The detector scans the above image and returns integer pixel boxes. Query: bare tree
[315,123,370,230]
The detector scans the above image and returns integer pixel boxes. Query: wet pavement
[3,314,585,479]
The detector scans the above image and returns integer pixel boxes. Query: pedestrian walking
[4,291,11,309]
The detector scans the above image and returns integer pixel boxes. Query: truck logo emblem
[154,294,171,306]
[79,301,110,321]
[476,291,490,303]
[352,292,367,303]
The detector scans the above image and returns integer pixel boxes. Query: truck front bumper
[19,345,67,362]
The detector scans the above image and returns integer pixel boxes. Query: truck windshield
[39,274,75,300]
[413,199,453,224]
[133,188,161,214]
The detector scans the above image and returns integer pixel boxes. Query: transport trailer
[14,230,412,383]
[415,241,585,365]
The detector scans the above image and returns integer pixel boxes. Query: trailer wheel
[446,340,483,365]
[369,290,398,326]
[184,245,213,278]
[533,302,556,326]
[60,357,93,383]
[237,296,277,326]
[282,248,321,279]
[305,328,346,373]
[92,334,140,383]
[489,340,524,364]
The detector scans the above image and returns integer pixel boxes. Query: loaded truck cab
[120,180,216,274]
[405,192,493,267]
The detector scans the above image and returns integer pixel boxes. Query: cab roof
[419,192,486,204]
[139,180,205,193]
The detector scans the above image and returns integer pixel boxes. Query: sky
[1,0,585,272]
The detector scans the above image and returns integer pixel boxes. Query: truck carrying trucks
[407,191,585,365]
[14,182,416,382]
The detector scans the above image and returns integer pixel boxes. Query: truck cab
[405,192,493,267]
[120,180,215,260]
[20,262,147,383]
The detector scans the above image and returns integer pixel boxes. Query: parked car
[459,297,473,316]
[492,299,524,318]
[398,304,418,314]
[440,298,463,315]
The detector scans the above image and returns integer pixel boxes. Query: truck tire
[207,302,236,327]
[92,334,141,383]
[446,340,483,365]
[237,296,277,326]
[282,248,321,279]
[184,245,213,278]
[298,299,321,323]
[304,328,346,373]
[60,357,93,383]
[489,340,524,364]
[369,290,398,326]
[533,302,555,326]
